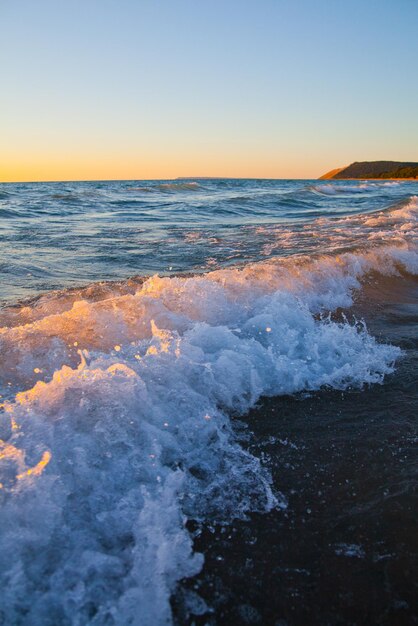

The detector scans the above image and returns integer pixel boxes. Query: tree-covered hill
[320,161,418,179]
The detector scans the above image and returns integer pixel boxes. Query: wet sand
[174,278,418,625]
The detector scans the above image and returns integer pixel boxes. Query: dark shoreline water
[175,278,418,625]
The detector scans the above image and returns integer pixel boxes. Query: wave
[224,191,319,211]
[311,181,401,195]
[49,193,81,201]
[47,191,110,204]
[0,190,13,200]
[126,186,156,193]
[157,182,200,191]
[0,208,18,218]
[1,199,417,624]
[126,182,201,194]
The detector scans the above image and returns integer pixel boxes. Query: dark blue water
[1,178,416,303]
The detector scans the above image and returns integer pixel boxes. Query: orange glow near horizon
[2,2,417,185]
[0,152,326,182]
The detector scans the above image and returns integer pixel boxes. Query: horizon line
[0,176,317,184]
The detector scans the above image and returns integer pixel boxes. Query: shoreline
[175,275,418,625]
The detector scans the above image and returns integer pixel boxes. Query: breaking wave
[0,272,414,622]
[311,181,401,195]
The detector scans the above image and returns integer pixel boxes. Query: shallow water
[0,178,417,625]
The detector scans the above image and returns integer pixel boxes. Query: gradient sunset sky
[1,0,417,182]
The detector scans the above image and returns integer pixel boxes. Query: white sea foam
[313,181,401,195]
[1,200,417,625]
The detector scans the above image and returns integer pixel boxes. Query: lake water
[0,178,417,624]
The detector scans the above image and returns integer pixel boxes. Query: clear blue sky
[1,0,417,180]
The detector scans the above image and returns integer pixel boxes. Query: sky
[1,0,417,181]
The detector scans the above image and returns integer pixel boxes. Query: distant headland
[319,161,418,180]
